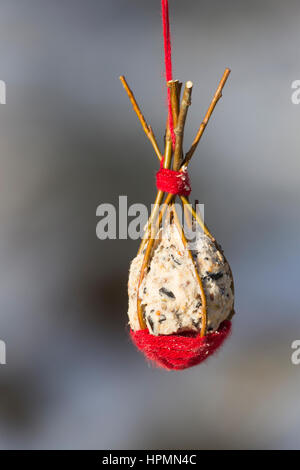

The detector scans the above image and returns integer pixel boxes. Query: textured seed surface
[128,223,234,335]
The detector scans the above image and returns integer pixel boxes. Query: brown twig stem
[183,68,231,165]
[181,195,214,241]
[173,81,193,171]
[171,203,207,337]
[136,134,173,329]
[119,75,162,161]
[167,81,193,228]
[167,80,181,129]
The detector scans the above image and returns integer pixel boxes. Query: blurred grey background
[0,0,299,449]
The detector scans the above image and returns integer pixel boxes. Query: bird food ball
[128,223,234,335]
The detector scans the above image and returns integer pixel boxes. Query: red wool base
[130,320,231,370]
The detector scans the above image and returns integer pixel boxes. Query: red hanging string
[161,0,176,147]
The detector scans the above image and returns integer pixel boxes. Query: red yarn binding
[131,320,232,370]
[156,159,191,196]
[161,0,176,148]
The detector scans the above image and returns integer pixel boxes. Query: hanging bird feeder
[120,0,235,370]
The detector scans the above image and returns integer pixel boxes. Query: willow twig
[120,75,162,161]
[171,80,193,228]
[181,195,214,241]
[183,68,231,165]
[171,203,207,337]
[137,193,174,255]
[173,81,193,171]
[136,134,173,329]
[136,79,181,259]
[167,80,182,129]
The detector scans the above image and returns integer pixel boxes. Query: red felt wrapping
[130,320,231,370]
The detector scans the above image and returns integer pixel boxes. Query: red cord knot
[156,160,191,196]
